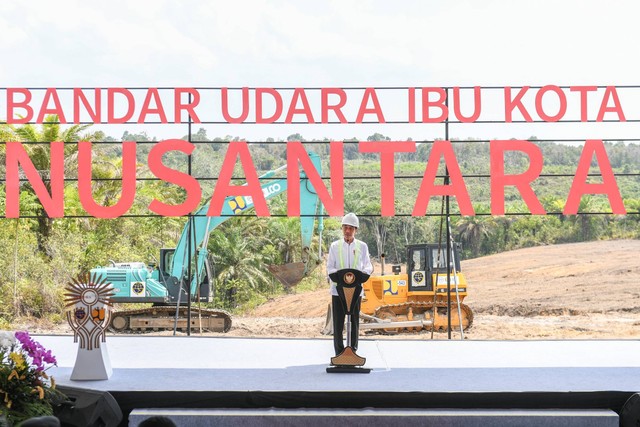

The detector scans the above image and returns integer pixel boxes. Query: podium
[327,268,371,374]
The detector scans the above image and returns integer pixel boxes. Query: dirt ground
[240,239,640,340]
[17,240,640,340]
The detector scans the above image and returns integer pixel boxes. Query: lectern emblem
[344,272,355,284]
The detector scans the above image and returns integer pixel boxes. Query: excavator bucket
[268,262,307,288]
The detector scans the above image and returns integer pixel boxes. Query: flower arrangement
[0,331,66,425]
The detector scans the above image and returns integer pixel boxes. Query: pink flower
[15,331,57,371]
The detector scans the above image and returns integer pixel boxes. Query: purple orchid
[15,331,57,371]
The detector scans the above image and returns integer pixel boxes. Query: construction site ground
[241,239,640,340]
[18,240,640,340]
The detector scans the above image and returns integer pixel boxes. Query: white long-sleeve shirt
[326,238,373,296]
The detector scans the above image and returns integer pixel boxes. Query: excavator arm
[91,149,324,332]
[170,151,324,295]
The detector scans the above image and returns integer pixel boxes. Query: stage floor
[37,335,640,394]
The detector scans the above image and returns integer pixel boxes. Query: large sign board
[1,86,636,218]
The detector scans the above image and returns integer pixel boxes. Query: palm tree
[0,115,104,254]
[266,217,303,264]
[209,224,272,307]
[571,196,605,241]
[454,205,496,258]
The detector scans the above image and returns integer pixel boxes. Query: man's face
[342,225,356,242]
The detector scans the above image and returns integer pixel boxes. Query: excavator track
[371,301,473,334]
[110,306,232,333]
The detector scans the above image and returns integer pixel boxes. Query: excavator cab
[159,248,174,281]
[154,248,211,303]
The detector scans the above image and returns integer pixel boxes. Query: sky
[1,0,640,142]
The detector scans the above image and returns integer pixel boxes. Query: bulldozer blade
[268,262,307,288]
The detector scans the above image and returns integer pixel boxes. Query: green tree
[454,205,496,258]
[182,128,210,142]
[366,132,391,141]
[568,196,607,241]
[267,217,305,264]
[121,130,154,142]
[209,225,271,308]
[0,115,104,254]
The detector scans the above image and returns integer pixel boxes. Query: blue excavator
[91,152,324,333]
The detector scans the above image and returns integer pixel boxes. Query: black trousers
[332,295,361,355]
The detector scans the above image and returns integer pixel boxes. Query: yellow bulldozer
[323,242,473,335]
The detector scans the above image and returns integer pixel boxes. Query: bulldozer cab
[406,244,461,293]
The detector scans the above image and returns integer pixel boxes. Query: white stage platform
[37,335,640,394]
[33,335,640,426]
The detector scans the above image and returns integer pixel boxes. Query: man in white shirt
[326,213,374,356]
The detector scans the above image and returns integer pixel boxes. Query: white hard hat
[341,212,359,228]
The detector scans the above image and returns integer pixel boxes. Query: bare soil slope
[242,240,640,340]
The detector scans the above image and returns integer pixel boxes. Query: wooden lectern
[327,268,371,374]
